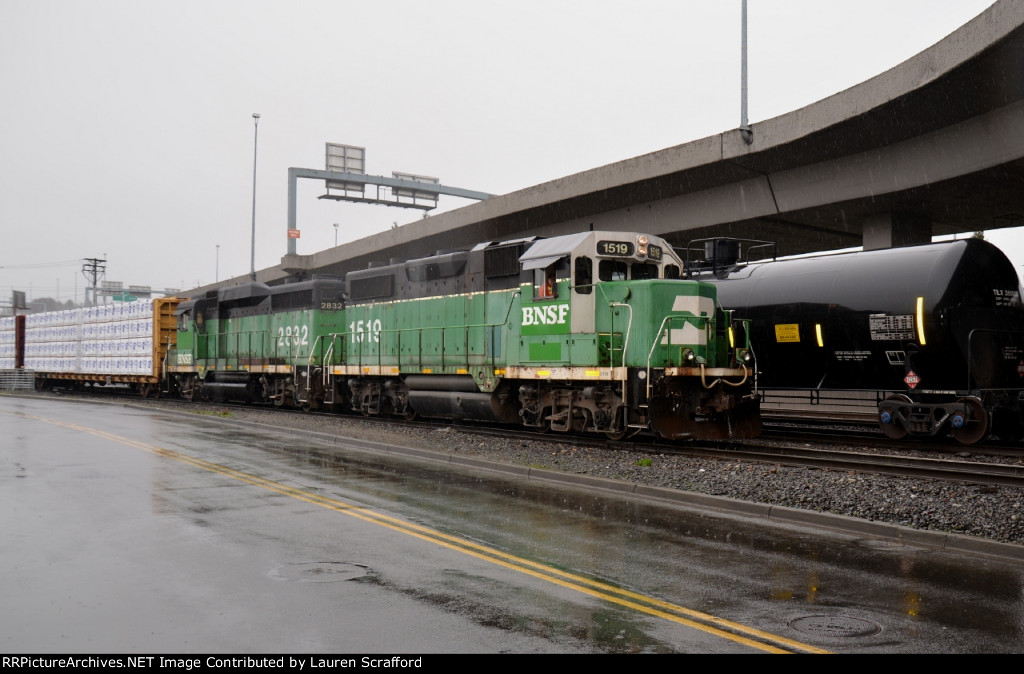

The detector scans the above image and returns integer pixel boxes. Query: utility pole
[82,257,106,306]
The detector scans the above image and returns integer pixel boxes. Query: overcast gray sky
[1,0,1010,304]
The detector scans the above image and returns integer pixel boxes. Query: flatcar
[1,298,181,398]
[683,237,1024,444]
[165,231,761,440]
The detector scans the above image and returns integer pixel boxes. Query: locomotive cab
[512,232,759,439]
[516,232,684,367]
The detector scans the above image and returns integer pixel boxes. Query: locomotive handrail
[305,334,328,401]
[608,302,634,421]
[645,313,711,399]
[679,237,778,279]
[644,312,753,398]
[738,317,758,395]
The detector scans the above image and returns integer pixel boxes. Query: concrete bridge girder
[193,0,1024,296]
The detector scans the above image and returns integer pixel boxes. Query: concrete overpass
[201,0,1024,294]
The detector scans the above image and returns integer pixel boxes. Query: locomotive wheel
[602,408,633,440]
[879,394,911,440]
[604,428,639,441]
[950,397,989,445]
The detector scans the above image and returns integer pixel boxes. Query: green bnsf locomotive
[167,231,760,440]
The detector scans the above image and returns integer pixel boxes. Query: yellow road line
[7,410,830,654]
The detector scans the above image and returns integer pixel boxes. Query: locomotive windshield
[598,259,659,281]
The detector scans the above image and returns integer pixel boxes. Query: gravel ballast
[189,404,1024,550]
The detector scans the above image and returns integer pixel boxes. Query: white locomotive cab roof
[522,255,565,271]
[519,231,593,265]
[519,231,681,267]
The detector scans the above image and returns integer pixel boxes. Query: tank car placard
[869,314,915,341]
[774,324,800,343]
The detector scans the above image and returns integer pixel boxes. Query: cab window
[632,263,659,280]
[599,260,628,281]
[574,257,593,294]
[534,265,557,299]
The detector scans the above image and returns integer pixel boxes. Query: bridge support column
[862,212,932,250]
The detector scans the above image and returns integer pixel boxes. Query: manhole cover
[268,562,369,583]
[789,615,880,638]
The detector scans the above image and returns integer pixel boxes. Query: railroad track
[447,422,1024,490]
[28,387,1024,491]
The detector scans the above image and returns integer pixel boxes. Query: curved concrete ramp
[212,1,1024,289]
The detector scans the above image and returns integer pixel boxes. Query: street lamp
[739,0,753,144]
[333,222,339,247]
[250,113,260,281]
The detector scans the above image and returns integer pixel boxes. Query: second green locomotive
[168,231,760,440]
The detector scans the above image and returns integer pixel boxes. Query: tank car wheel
[403,406,418,421]
[950,397,989,445]
[879,394,911,440]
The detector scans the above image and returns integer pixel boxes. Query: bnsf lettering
[176,353,193,365]
[522,304,570,326]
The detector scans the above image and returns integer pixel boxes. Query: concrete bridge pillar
[862,212,932,250]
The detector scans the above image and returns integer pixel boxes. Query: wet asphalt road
[1,394,1022,654]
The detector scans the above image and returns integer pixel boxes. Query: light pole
[740,0,753,144]
[216,244,220,282]
[250,113,260,281]
[333,222,339,247]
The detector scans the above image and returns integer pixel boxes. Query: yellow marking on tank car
[774,324,800,343]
